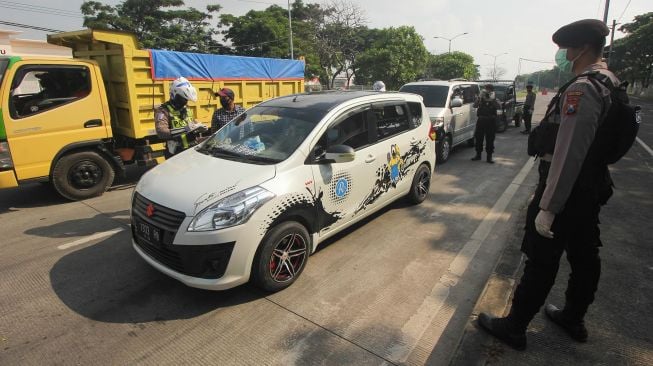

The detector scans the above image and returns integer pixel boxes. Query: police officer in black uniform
[472,84,500,163]
[477,19,617,350]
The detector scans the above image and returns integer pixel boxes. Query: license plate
[134,218,161,245]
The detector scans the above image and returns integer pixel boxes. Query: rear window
[399,85,449,108]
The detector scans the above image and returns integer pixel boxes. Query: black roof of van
[260,90,382,111]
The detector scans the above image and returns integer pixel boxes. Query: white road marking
[57,228,126,250]
[388,157,536,363]
[636,137,653,157]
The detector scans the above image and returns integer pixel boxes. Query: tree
[610,12,653,87]
[425,52,479,80]
[81,0,225,52]
[485,66,507,80]
[312,0,368,89]
[219,0,327,80]
[355,26,429,90]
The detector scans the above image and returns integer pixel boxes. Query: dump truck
[0,29,305,200]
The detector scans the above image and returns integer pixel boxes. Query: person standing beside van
[521,83,537,134]
[155,77,201,158]
[472,84,500,163]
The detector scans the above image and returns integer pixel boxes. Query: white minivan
[400,80,480,163]
[131,91,436,292]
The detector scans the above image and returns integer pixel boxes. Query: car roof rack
[449,78,468,81]
[477,79,515,83]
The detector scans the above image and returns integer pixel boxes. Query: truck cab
[0,56,117,199]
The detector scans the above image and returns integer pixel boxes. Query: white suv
[400,80,480,163]
[131,91,435,292]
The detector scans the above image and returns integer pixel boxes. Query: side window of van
[373,103,410,140]
[9,66,91,119]
[321,109,371,151]
[407,102,423,128]
[461,85,476,104]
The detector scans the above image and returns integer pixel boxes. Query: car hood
[135,149,276,216]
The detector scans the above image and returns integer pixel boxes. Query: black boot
[544,304,588,342]
[486,153,494,164]
[471,152,482,161]
[477,312,527,350]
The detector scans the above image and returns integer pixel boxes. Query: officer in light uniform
[477,19,618,350]
[521,83,536,134]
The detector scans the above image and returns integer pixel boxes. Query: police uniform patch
[564,93,582,115]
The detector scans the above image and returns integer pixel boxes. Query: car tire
[436,135,452,164]
[407,163,431,204]
[52,151,115,201]
[252,221,310,292]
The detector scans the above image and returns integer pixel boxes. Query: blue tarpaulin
[149,50,304,81]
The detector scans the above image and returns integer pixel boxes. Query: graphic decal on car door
[355,140,427,214]
[260,188,343,235]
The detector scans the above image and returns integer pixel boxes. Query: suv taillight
[0,141,14,170]
[428,125,437,141]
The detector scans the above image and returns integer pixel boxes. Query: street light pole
[288,0,294,59]
[484,52,508,79]
[433,32,468,53]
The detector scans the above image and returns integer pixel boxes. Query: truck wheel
[436,135,452,164]
[52,151,115,201]
[407,163,431,204]
[252,221,310,292]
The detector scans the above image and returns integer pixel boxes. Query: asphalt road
[6,92,637,366]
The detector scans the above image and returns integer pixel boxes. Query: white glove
[535,210,555,239]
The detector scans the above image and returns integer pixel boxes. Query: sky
[1,0,651,79]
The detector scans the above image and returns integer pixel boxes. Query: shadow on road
[25,210,130,238]
[0,165,149,213]
[50,230,264,324]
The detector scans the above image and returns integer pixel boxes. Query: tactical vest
[478,98,498,117]
[165,103,194,128]
[164,103,194,152]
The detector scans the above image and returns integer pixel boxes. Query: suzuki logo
[146,203,155,217]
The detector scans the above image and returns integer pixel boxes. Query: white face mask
[555,48,586,73]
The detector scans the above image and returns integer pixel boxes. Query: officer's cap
[553,19,609,48]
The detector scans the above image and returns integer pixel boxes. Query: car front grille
[132,192,186,232]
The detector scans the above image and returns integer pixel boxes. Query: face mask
[171,94,187,109]
[220,97,230,109]
[555,48,583,73]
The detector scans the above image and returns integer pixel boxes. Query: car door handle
[84,119,103,128]
[365,155,376,163]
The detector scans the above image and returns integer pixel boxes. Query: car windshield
[399,85,449,108]
[197,105,323,164]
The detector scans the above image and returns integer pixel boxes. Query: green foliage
[516,66,574,90]
[81,0,226,52]
[425,52,480,81]
[355,26,429,90]
[611,12,653,87]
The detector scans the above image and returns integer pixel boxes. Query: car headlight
[496,110,504,115]
[430,117,445,129]
[188,186,275,232]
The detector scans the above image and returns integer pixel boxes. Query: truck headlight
[430,117,445,129]
[188,186,275,231]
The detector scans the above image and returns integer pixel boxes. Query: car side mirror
[450,97,463,108]
[325,144,355,163]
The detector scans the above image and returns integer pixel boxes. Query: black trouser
[523,110,533,132]
[507,161,602,331]
[475,116,496,154]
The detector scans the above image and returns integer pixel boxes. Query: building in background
[0,29,71,58]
